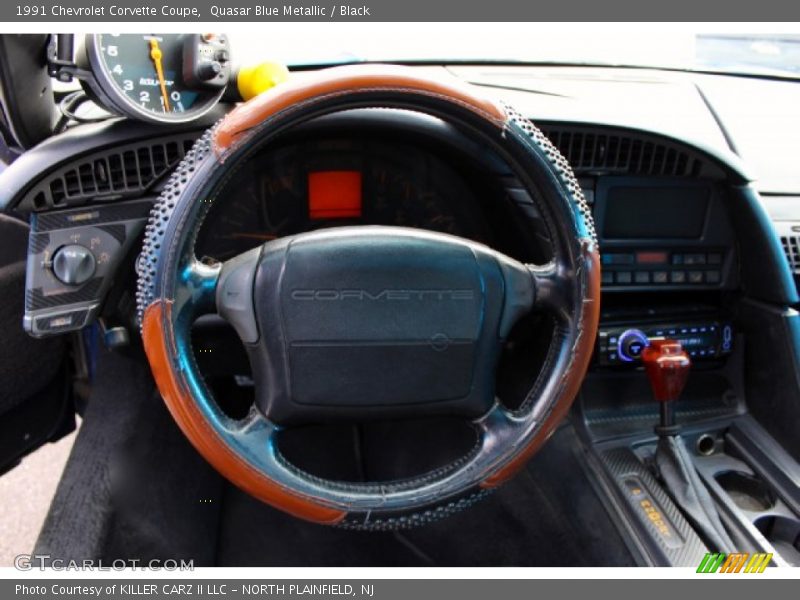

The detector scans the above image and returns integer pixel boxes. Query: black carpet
[215,425,634,567]
[36,344,635,567]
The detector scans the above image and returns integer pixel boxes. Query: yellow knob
[236,62,290,101]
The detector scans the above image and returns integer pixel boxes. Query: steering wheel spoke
[215,247,261,344]
[529,261,574,323]
[173,257,221,318]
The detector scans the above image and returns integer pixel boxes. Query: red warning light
[308,171,362,220]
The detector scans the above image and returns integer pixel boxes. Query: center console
[574,176,800,567]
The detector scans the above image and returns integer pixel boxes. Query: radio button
[670,271,686,284]
[634,271,650,284]
[618,329,649,362]
[602,253,635,265]
[652,271,668,284]
[688,271,704,284]
[616,271,632,284]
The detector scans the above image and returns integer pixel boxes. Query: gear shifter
[642,339,691,436]
[642,338,735,552]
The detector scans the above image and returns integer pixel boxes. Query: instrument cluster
[195,137,495,261]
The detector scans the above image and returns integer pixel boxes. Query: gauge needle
[148,38,171,112]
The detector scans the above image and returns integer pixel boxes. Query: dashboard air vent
[780,236,800,275]
[23,133,198,211]
[538,125,708,178]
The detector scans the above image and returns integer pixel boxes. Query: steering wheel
[136,65,600,529]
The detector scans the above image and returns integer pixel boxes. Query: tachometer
[82,34,230,124]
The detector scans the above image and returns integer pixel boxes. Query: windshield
[231,28,800,79]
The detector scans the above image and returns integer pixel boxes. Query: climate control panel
[596,320,733,366]
[600,248,732,289]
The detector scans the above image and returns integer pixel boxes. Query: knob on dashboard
[198,61,223,81]
[52,244,96,286]
[617,329,649,362]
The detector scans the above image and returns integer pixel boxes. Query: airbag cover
[251,227,507,424]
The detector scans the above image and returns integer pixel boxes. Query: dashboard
[2,61,798,391]
[2,115,745,371]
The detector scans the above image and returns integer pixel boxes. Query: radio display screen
[603,186,710,239]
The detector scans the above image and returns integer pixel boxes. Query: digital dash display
[308,170,363,220]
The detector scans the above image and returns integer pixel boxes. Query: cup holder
[715,471,777,512]
[754,516,800,566]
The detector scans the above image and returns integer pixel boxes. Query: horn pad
[246,227,523,425]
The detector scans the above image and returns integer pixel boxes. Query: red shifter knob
[642,339,691,402]
[642,339,691,433]
[642,339,692,402]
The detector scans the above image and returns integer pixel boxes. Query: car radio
[596,320,733,366]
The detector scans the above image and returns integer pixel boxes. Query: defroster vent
[538,124,715,178]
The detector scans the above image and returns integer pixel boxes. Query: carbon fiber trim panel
[26,277,103,311]
[33,200,152,231]
[600,447,709,566]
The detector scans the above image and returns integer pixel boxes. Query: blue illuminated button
[722,325,733,352]
[617,329,650,362]
[628,341,644,356]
